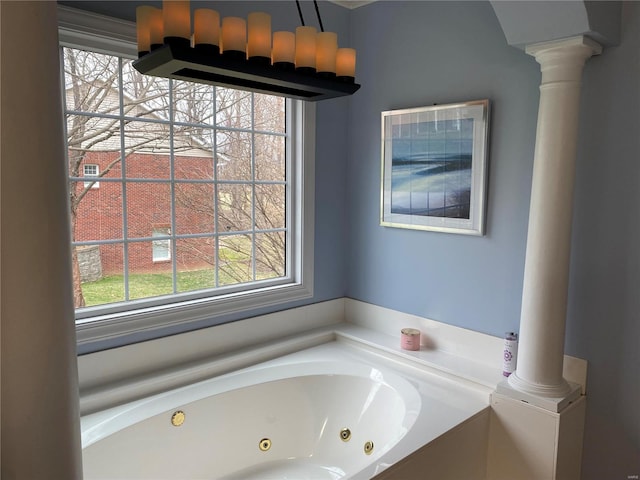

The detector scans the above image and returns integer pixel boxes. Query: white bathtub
[81,341,489,479]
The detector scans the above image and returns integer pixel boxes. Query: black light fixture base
[273,61,295,71]
[295,66,317,76]
[317,71,337,79]
[164,37,190,49]
[249,56,272,66]
[336,75,355,84]
[222,50,247,61]
[194,44,220,56]
[133,44,360,101]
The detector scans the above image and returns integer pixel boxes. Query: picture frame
[380,99,490,235]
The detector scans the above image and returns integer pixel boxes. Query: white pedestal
[487,392,587,480]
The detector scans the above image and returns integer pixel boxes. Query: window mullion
[169,79,178,294]
[118,56,131,302]
[213,87,220,288]
[251,93,257,282]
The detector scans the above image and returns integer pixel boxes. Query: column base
[496,376,581,412]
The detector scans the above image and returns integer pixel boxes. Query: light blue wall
[567,1,640,476]
[346,1,639,476]
[346,1,539,337]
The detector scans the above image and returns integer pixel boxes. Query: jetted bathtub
[81,341,489,479]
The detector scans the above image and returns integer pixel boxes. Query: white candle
[295,26,317,70]
[163,0,191,44]
[136,6,154,55]
[336,48,356,78]
[247,12,271,60]
[149,7,164,49]
[221,17,247,54]
[316,32,338,75]
[194,9,220,48]
[272,31,295,65]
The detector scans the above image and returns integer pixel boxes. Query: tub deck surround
[78,298,587,416]
[81,342,490,480]
[79,299,589,478]
[80,323,500,416]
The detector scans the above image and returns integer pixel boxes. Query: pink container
[400,328,421,351]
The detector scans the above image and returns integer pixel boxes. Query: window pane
[218,184,252,232]
[74,183,123,241]
[216,88,252,129]
[173,80,215,125]
[127,241,174,300]
[175,183,215,235]
[254,94,285,133]
[174,126,214,180]
[176,238,216,293]
[255,184,285,230]
[255,133,285,182]
[255,232,285,280]
[67,115,122,172]
[126,183,171,238]
[124,121,171,179]
[122,60,169,121]
[78,243,125,307]
[218,234,253,286]
[64,48,119,115]
[217,130,252,181]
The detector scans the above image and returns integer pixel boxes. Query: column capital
[525,35,603,59]
[526,36,602,84]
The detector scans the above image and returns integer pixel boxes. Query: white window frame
[83,163,100,188]
[59,6,314,348]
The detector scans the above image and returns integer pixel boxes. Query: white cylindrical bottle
[503,332,518,377]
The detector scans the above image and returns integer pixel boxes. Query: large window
[59,7,314,346]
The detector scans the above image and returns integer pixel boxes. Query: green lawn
[81,269,217,306]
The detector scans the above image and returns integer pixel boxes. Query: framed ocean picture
[380,99,490,235]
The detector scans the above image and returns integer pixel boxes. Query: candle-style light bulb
[336,48,356,82]
[247,12,271,64]
[295,26,317,74]
[149,7,164,50]
[316,32,338,77]
[163,0,191,48]
[221,16,247,60]
[194,8,220,55]
[136,6,154,57]
[272,31,295,70]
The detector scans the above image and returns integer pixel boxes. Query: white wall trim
[58,5,137,58]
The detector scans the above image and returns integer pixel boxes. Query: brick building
[73,148,218,276]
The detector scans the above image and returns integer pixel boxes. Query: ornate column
[1,2,82,477]
[502,36,601,411]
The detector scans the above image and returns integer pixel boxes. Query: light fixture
[133,0,360,102]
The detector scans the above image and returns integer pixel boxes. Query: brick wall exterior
[74,152,216,275]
